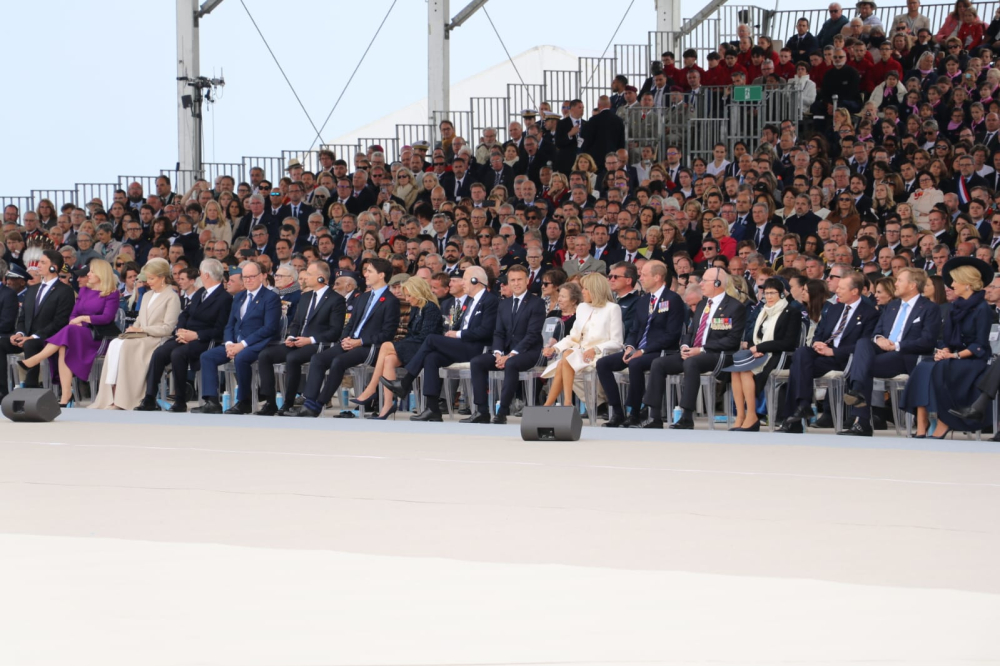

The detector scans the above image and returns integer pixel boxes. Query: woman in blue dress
[901,257,995,438]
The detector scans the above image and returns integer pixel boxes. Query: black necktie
[511,297,520,319]
[303,293,317,330]
[34,283,46,310]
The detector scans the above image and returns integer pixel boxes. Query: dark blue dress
[900,296,993,431]
[394,301,443,365]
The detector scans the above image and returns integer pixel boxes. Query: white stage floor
[0,410,997,665]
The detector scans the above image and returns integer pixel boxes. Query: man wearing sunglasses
[818,48,861,118]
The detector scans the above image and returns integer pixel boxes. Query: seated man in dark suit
[0,250,75,398]
[633,267,746,429]
[463,265,546,424]
[382,266,499,421]
[192,260,283,414]
[599,260,684,427]
[840,267,941,435]
[287,258,399,418]
[777,270,879,433]
[255,261,346,415]
[0,260,19,338]
[136,258,232,412]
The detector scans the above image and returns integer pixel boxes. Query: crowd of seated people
[5,0,1000,438]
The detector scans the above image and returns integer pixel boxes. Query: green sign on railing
[732,85,763,102]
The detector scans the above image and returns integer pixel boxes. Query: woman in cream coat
[541,272,623,406]
[907,170,945,229]
[90,258,181,410]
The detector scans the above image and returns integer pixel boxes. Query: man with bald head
[633,267,747,429]
[383,266,499,421]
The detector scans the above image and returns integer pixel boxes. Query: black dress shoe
[254,402,278,416]
[491,414,507,425]
[410,408,443,422]
[279,405,303,417]
[631,417,663,429]
[670,416,695,430]
[380,377,409,399]
[168,401,187,413]
[294,405,321,418]
[192,399,223,414]
[872,413,887,431]
[225,402,252,415]
[456,406,472,416]
[777,418,804,433]
[949,405,985,421]
[621,413,642,428]
[838,420,873,436]
[788,404,813,421]
[843,388,867,408]
[603,413,627,428]
[460,411,491,424]
[133,397,160,412]
[813,412,834,429]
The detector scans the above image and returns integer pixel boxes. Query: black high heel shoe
[350,395,378,410]
[16,359,31,373]
[370,400,398,421]
[741,420,760,432]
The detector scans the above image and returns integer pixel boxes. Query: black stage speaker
[520,406,582,441]
[1,388,61,422]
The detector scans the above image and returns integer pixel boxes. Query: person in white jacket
[792,64,817,113]
[541,272,623,406]
[870,70,907,109]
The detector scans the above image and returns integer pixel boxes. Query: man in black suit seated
[608,261,642,342]
[0,250,75,399]
[135,259,232,412]
[287,258,399,418]
[255,261,346,416]
[463,265,546,424]
[344,170,376,216]
[382,266,499,422]
[234,193,268,240]
[633,267,745,430]
[954,155,988,212]
[599,260,684,427]
[439,155,474,202]
[840,267,941,435]
[0,260,18,338]
[524,246,546,295]
[778,270,879,433]
[279,181,316,236]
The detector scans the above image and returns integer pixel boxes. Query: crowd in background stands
[5,0,1000,438]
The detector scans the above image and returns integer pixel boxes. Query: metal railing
[623,83,803,164]
[118,176,159,198]
[30,189,77,211]
[0,196,34,215]
[242,156,285,183]
[357,138,399,161]
[432,110,473,143]
[579,57,616,112]
[543,70,579,108]
[320,143,359,166]
[507,83,545,123]
[395,124,436,149]
[281,150,321,174]
[470,97,508,143]
[614,44,650,85]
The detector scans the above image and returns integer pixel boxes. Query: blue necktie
[638,294,657,349]
[354,292,378,336]
[888,302,909,344]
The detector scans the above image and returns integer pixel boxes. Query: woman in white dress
[540,273,623,406]
[90,258,180,410]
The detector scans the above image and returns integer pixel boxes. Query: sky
[0,0,816,197]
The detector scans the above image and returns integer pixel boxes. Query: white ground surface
[0,412,997,666]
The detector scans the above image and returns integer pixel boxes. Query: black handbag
[90,321,122,340]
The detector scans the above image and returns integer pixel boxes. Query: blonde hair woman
[91,258,180,410]
[393,167,418,210]
[349,276,443,419]
[16,260,121,407]
[574,153,598,191]
[200,199,233,244]
[541,272,623,406]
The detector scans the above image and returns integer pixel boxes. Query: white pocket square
[913,317,921,323]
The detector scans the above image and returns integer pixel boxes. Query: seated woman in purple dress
[17,259,121,406]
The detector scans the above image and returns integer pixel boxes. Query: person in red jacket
[717,48,749,85]
[864,42,904,93]
[776,47,797,79]
[675,48,707,92]
[846,39,875,88]
[809,50,831,87]
[702,52,730,87]
[957,6,985,50]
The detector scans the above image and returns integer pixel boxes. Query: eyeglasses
[478,234,491,238]
[702,245,716,251]
[398,175,409,179]
[608,274,627,280]
[115,262,125,268]
[540,281,552,286]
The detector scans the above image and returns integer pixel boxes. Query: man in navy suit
[0,261,18,338]
[598,261,684,427]
[136,259,233,412]
[778,270,879,433]
[840,268,941,435]
[463,265,546,424]
[382,266,499,421]
[288,258,399,418]
[255,261,347,416]
[193,260,282,414]
[234,194,269,240]
[633,267,746,429]
[279,181,316,236]
[438,156,474,202]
